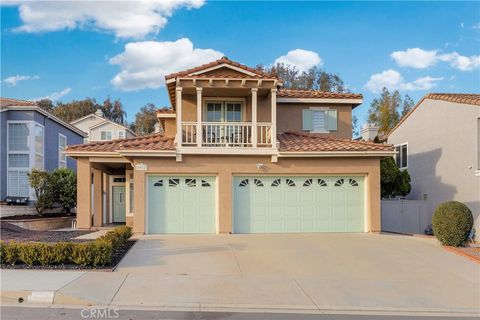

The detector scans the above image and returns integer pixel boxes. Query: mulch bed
[0,221,90,243]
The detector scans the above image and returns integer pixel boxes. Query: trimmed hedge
[432,201,473,247]
[0,226,132,267]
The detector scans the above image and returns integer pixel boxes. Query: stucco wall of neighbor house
[277,103,353,139]
[72,115,104,135]
[388,99,480,230]
[88,121,133,141]
[112,155,382,234]
[0,110,84,200]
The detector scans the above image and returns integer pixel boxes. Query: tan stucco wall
[388,99,480,230]
[277,103,353,139]
[76,158,92,229]
[130,155,381,234]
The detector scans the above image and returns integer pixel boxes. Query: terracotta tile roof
[277,89,363,100]
[278,132,393,152]
[1,97,36,109]
[425,93,480,106]
[66,134,175,153]
[165,56,273,80]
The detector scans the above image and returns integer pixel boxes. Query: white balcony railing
[181,122,272,147]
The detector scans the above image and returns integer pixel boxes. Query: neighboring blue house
[0,98,86,202]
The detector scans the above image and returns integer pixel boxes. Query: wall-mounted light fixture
[256,163,264,170]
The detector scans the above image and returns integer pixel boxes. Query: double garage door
[147,175,365,234]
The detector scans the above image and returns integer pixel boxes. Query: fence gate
[381,199,430,234]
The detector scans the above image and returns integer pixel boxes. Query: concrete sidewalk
[1,233,479,317]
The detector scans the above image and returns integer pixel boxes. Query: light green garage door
[147,176,216,234]
[233,176,365,233]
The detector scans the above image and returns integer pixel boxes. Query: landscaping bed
[0,221,89,242]
[0,212,75,221]
[445,246,480,263]
[1,225,135,270]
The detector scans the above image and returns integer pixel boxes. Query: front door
[113,186,126,223]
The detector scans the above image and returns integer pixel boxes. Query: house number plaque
[135,163,147,171]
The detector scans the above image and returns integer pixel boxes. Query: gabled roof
[70,112,137,136]
[65,133,175,154]
[388,92,480,137]
[423,93,480,106]
[0,97,36,108]
[278,132,394,153]
[165,56,273,80]
[0,97,86,137]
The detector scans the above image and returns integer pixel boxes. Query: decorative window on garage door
[349,179,359,187]
[318,179,327,187]
[271,179,281,187]
[286,179,296,187]
[201,180,212,187]
[154,180,163,187]
[303,179,313,187]
[334,179,344,186]
[239,179,249,187]
[254,179,264,187]
[185,178,196,187]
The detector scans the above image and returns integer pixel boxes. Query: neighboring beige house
[66,57,394,234]
[388,93,480,231]
[71,109,136,142]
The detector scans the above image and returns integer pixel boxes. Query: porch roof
[66,134,175,153]
[277,89,363,100]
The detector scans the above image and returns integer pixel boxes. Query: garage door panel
[147,176,216,234]
[234,176,364,233]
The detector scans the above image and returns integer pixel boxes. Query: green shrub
[28,169,55,215]
[52,242,73,264]
[99,226,132,249]
[71,241,112,267]
[1,241,20,265]
[432,201,473,247]
[18,242,43,266]
[50,168,77,213]
[380,157,411,198]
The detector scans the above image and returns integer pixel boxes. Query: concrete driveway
[113,233,480,314]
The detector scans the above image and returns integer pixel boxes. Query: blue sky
[1,1,479,125]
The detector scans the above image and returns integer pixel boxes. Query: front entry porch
[76,158,133,229]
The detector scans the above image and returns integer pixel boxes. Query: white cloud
[33,88,72,101]
[7,0,205,39]
[3,74,39,86]
[473,23,480,29]
[364,69,443,93]
[274,49,322,72]
[109,38,223,91]
[391,48,480,71]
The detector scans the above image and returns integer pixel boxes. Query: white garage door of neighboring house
[233,176,365,233]
[147,176,216,234]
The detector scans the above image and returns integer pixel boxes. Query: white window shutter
[325,109,338,131]
[302,109,313,131]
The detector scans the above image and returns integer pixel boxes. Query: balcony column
[196,87,203,147]
[175,87,183,145]
[270,88,277,148]
[251,88,258,148]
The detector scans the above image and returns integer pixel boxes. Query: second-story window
[118,131,126,139]
[101,131,112,140]
[205,101,243,122]
[395,143,408,169]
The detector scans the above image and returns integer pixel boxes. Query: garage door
[147,176,216,234]
[233,176,364,233]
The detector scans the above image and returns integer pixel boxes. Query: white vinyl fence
[381,199,431,234]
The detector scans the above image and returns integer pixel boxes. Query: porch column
[196,87,203,148]
[76,158,92,229]
[270,88,277,148]
[92,168,103,227]
[175,87,183,146]
[251,88,258,148]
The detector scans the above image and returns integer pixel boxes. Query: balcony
[181,122,273,148]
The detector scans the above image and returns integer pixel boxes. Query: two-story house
[0,98,86,203]
[66,57,394,234]
[388,93,480,232]
[71,109,136,142]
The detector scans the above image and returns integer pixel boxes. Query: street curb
[2,293,479,318]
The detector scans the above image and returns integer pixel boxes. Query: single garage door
[147,176,216,234]
[233,176,365,233]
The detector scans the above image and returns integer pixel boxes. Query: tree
[352,115,360,138]
[257,63,347,93]
[52,98,98,123]
[36,99,54,112]
[28,169,54,215]
[380,157,411,198]
[100,97,126,124]
[367,87,414,136]
[131,103,158,135]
